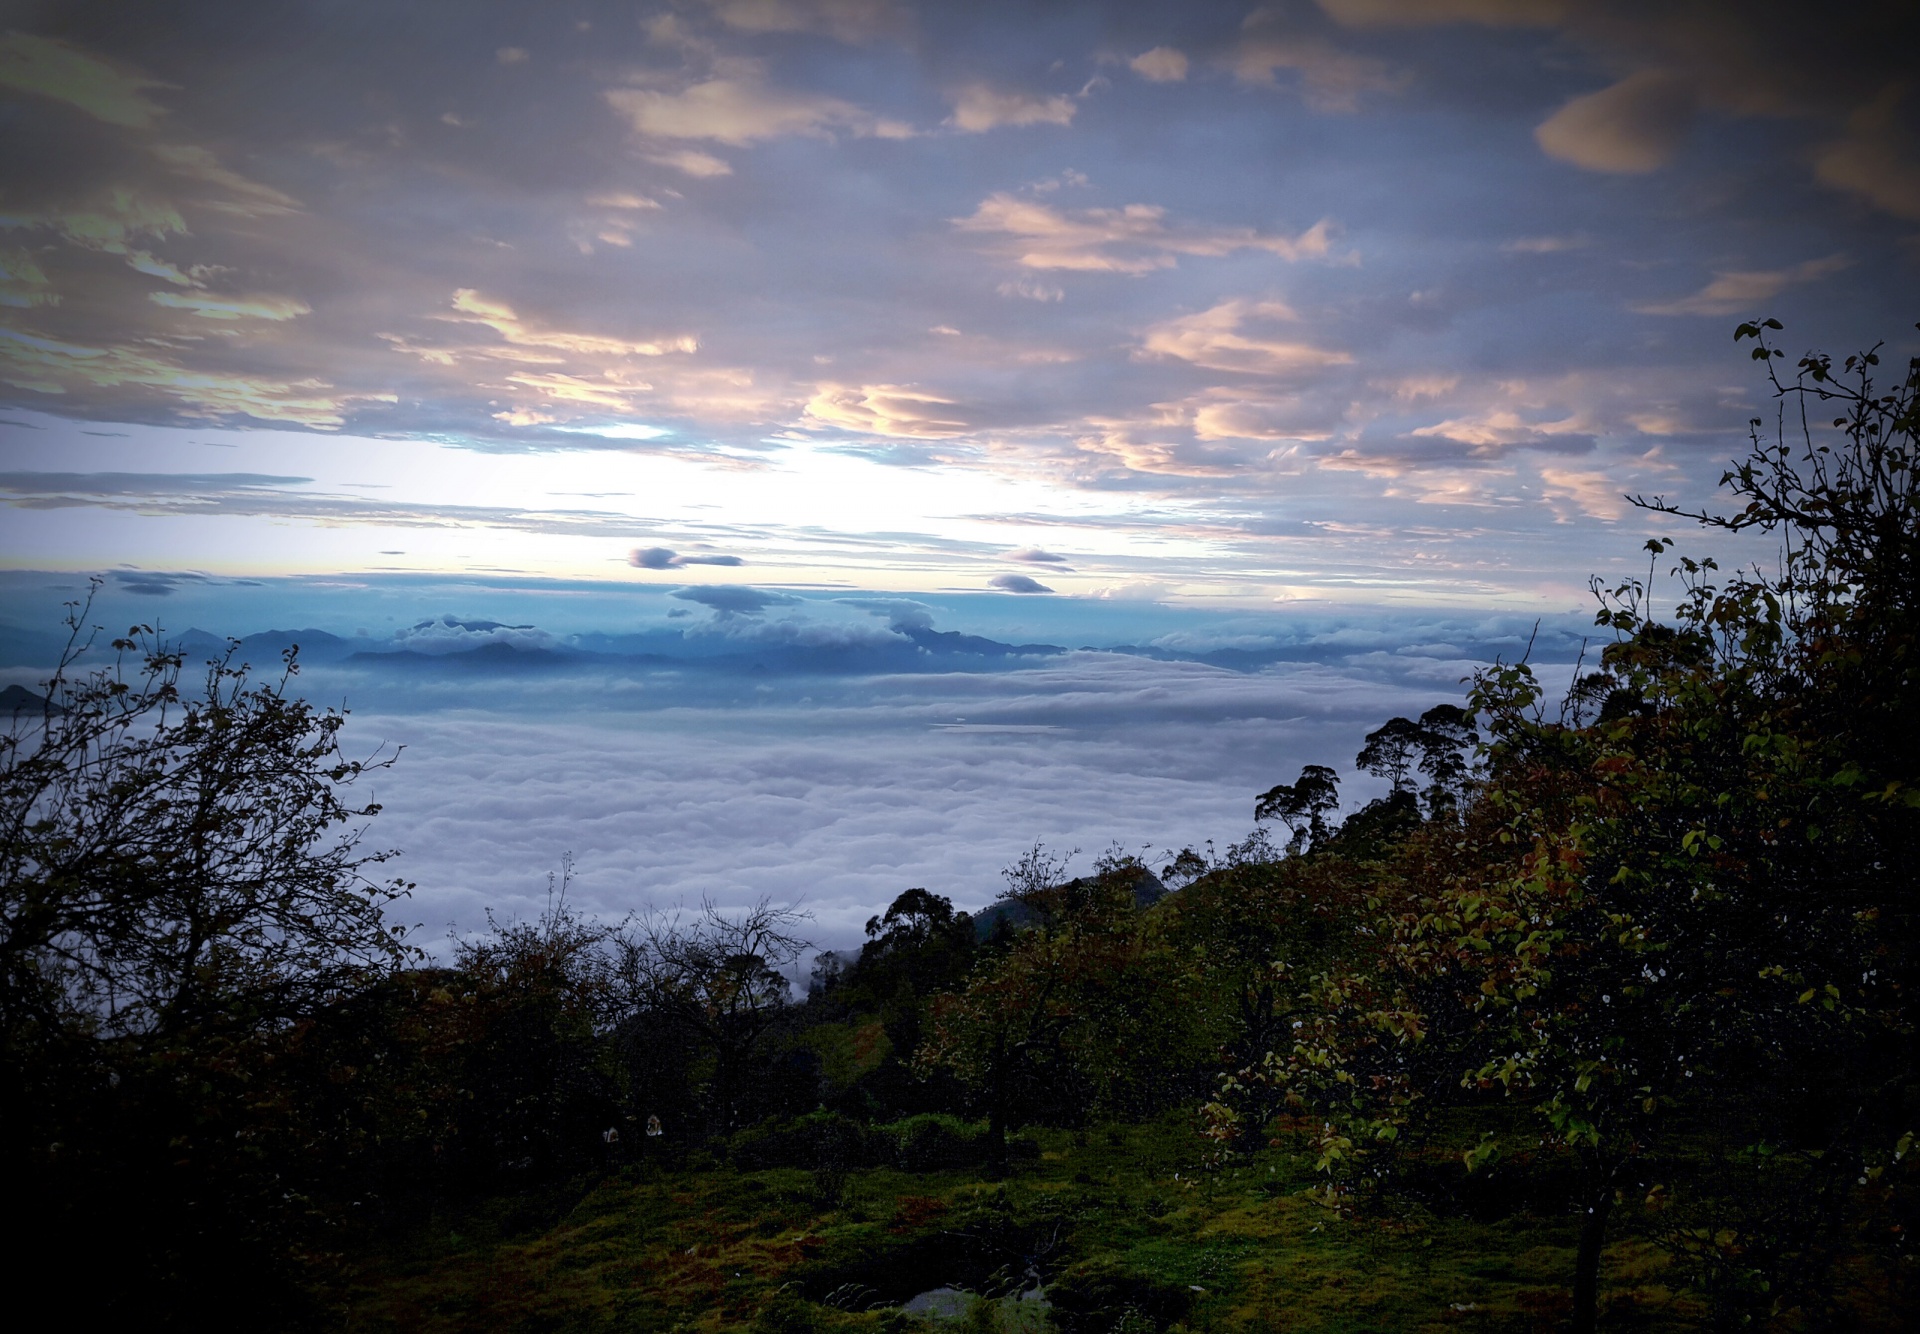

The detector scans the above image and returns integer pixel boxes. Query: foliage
[1253,765,1340,854]
[0,595,415,1325]
[0,594,412,1041]
[919,852,1212,1162]
[1201,320,1920,1333]
[622,897,811,1138]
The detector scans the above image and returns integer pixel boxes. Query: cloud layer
[0,0,1913,611]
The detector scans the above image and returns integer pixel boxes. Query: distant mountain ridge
[0,611,1590,680]
[168,628,361,665]
[0,683,60,716]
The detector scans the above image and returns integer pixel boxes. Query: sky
[4,0,1918,949]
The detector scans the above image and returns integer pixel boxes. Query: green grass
[347,1116,1705,1334]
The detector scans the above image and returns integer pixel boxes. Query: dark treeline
[3,324,1917,1331]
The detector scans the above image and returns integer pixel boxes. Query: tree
[1254,764,1341,854]
[1351,706,1478,828]
[622,897,810,1137]
[1205,321,1920,1333]
[1412,703,1476,817]
[0,591,415,1324]
[1356,717,1424,793]
[0,596,412,1040]
[445,859,632,1179]
[921,852,1207,1165]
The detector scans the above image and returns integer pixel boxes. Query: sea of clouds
[321,644,1546,959]
[0,574,1593,961]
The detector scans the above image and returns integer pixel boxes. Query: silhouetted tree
[1253,764,1340,854]
[0,591,414,1326]
[623,898,809,1137]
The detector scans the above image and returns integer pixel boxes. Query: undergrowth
[346,1113,1741,1334]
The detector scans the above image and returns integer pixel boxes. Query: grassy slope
[350,1115,1700,1334]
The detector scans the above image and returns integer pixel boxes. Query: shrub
[731,1110,887,1171]
[885,1113,989,1171]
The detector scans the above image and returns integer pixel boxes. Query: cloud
[371,290,744,430]
[671,584,800,615]
[0,470,312,497]
[805,383,971,438]
[0,468,772,545]
[1181,388,1330,443]
[1318,426,1590,485]
[0,248,56,308]
[701,0,904,43]
[328,648,1471,950]
[1315,0,1564,25]
[1535,70,1696,173]
[1538,465,1626,520]
[630,546,746,569]
[0,327,384,428]
[0,31,169,127]
[605,67,911,145]
[1232,15,1405,112]
[2,192,187,260]
[1409,408,1593,452]
[1006,548,1069,565]
[947,85,1077,133]
[644,148,735,176]
[1632,253,1851,317]
[148,291,310,321]
[1503,234,1588,254]
[988,573,1053,594]
[551,423,671,441]
[996,279,1064,302]
[390,615,557,654]
[104,568,219,597]
[1139,300,1352,376]
[1380,375,1461,402]
[1129,48,1189,83]
[496,47,529,65]
[586,191,662,211]
[150,144,300,217]
[1815,85,1920,220]
[439,289,697,358]
[838,597,935,631]
[1069,420,1258,479]
[1310,1,1920,217]
[955,194,1337,275]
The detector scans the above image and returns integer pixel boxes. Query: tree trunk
[1570,1185,1615,1334]
[985,1045,1009,1176]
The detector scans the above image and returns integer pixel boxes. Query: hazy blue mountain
[163,628,361,666]
[0,683,60,716]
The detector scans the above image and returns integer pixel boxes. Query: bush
[1045,1262,1193,1334]
[731,1110,888,1171]
[884,1113,989,1171]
